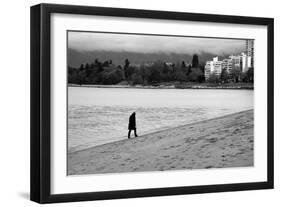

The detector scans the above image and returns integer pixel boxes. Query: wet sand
[68,109,254,175]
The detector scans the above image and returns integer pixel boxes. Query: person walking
[128,112,138,139]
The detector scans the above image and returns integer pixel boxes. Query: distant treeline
[68,54,254,85]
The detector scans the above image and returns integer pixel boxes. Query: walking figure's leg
[134,129,138,137]
[128,130,131,139]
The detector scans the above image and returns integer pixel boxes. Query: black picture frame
[30,3,274,204]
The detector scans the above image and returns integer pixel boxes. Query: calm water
[68,87,253,153]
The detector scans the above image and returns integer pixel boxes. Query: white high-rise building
[205,57,223,80]
[246,39,254,67]
[228,53,252,73]
[205,52,252,80]
[239,52,252,73]
[222,59,233,73]
[229,55,241,69]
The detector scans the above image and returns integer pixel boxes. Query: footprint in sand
[96,166,105,171]
[184,140,190,144]
[207,138,218,143]
[200,144,210,149]
[232,129,240,135]
[171,155,179,160]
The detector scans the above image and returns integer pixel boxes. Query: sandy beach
[68,109,254,175]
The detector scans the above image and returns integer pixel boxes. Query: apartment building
[204,57,223,80]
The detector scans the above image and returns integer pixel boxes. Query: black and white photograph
[28,2,274,204]
[67,31,254,175]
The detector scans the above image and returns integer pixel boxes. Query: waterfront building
[246,39,254,67]
[240,52,252,73]
[222,59,233,73]
[205,57,223,80]
[229,53,251,73]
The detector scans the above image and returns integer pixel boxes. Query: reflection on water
[68,87,253,152]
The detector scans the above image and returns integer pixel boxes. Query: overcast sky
[68,31,246,55]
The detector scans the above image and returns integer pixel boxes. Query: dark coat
[128,113,136,130]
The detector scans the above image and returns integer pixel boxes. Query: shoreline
[68,109,254,175]
[69,109,253,154]
[68,83,254,90]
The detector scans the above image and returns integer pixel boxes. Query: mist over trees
[67,49,232,68]
[68,54,253,85]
